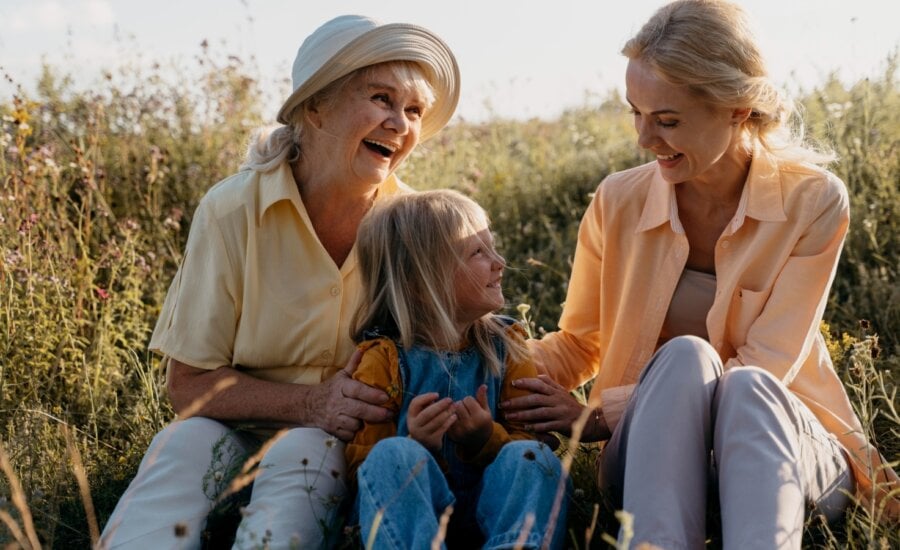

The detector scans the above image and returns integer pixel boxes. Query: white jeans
[600,336,853,550]
[99,418,346,549]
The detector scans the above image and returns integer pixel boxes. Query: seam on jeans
[483,530,543,549]
[356,476,403,550]
[796,405,835,448]
[708,368,723,475]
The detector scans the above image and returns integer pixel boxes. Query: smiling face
[454,227,506,327]
[625,58,749,187]
[306,63,433,190]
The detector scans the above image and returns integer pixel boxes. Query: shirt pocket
[727,286,770,348]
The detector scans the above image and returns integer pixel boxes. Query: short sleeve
[149,199,241,370]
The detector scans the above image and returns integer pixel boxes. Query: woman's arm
[168,353,392,442]
[501,189,611,439]
[500,327,611,446]
[527,190,607,389]
[501,375,610,442]
[156,190,395,441]
[725,173,849,382]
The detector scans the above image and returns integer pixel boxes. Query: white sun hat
[276,15,460,141]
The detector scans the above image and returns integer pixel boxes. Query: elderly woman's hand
[501,374,609,442]
[309,350,394,441]
[168,353,393,442]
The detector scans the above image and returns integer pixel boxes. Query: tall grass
[0,49,897,547]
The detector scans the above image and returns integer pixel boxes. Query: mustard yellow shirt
[529,147,898,506]
[149,162,409,385]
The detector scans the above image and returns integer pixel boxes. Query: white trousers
[600,336,853,550]
[99,418,347,549]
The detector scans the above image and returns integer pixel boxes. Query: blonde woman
[100,15,459,549]
[347,190,567,549]
[503,1,899,548]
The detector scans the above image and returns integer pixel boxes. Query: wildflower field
[1,48,898,548]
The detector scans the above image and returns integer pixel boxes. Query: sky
[0,0,898,122]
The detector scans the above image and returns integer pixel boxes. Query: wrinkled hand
[500,375,585,436]
[307,349,393,441]
[447,385,493,452]
[407,393,456,453]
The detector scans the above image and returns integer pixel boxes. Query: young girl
[346,190,567,550]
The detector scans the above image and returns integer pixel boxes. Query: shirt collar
[739,143,787,225]
[636,164,678,233]
[257,162,300,223]
[256,162,402,223]
[635,143,787,235]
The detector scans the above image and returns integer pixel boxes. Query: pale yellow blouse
[150,162,409,385]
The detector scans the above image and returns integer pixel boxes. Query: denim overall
[355,322,568,549]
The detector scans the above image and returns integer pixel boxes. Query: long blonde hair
[351,190,527,376]
[241,61,435,172]
[623,0,833,165]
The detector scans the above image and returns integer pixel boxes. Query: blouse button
[322,350,332,360]
[720,240,730,249]
[330,286,341,296]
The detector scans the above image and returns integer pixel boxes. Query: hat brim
[276,23,459,142]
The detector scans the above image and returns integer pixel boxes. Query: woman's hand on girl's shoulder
[309,349,394,441]
[500,375,585,437]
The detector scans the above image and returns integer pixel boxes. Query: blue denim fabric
[355,331,568,549]
[357,437,567,550]
[394,342,502,495]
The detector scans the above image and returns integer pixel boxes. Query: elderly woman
[503,1,899,548]
[99,15,459,549]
